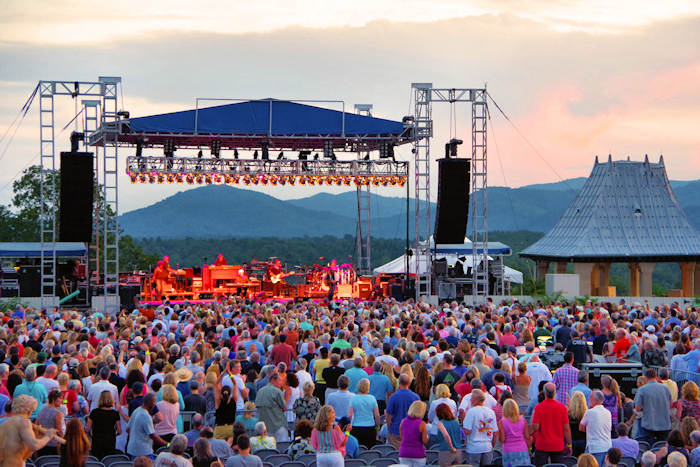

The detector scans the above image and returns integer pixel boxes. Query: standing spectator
[385,373,420,449]
[127,393,168,460]
[185,414,205,448]
[677,382,700,425]
[293,381,321,423]
[59,418,91,467]
[635,368,672,444]
[569,391,588,457]
[310,405,347,467]
[235,401,258,432]
[463,389,498,467]
[612,423,640,460]
[527,356,553,402]
[552,352,579,404]
[87,366,119,412]
[184,380,207,415]
[154,434,192,467]
[35,389,64,457]
[155,385,180,443]
[498,399,531,467]
[322,354,346,402]
[581,390,613,467]
[367,361,394,414]
[13,366,47,419]
[344,358,369,394]
[512,362,531,406]
[435,402,463,467]
[688,430,700,467]
[399,400,429,467]
[348,378,380,448]
[256,371,290,441]
[428,384,458,429]
[36,364,59,393]
[569,371,593,405]
[601,375,622,430]
[660,368,679,402]
[87,391,121,460]
[270,334,295,368]
[225,435,263,467]
[326,375,353,421]
[531,383,572,467]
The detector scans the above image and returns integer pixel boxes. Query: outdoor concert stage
[139,258,387,304]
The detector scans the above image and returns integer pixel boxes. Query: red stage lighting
[185,174,194,184]
[130,173,138,183]
[175,174,183,183]
[299,176,307,185]
[243,175,251,185]
[205,175,213,184]
[166,174,174,183]
[308,176,316,186]
[195,175,204,184]
[288,176,296,186]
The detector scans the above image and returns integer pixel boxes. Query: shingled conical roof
[521,156,700,262]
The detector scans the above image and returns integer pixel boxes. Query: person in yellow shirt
[313,347,330,405]
[659,368,678,402]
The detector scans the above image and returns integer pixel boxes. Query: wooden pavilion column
[680,262,696,297]
[695,264,700,298]
[574,263,594,295]
[598,263,611,296]
[536,260,550,280]
[555,262,567,274]
[639,263,655,297]
[628,263,640,296]
[590,264,600,296]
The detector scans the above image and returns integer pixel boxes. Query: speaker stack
[59,152,94,242]
[434,158,470,244]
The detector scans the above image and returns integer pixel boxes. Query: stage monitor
[434,158,470,244]
[59,151,94,242]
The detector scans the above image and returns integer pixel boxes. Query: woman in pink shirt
[498,399,531,467]
[154,384,179,442]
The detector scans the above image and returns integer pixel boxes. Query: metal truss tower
[37,78,121,311]
[410,84,489,302]
[354,104,373,275]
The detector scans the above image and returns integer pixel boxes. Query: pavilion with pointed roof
[521,156,700,297]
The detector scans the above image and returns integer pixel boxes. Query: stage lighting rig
[445,138,463,158]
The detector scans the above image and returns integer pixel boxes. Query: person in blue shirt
[367,362,394,415]
[338,417,359,457]
[569,371,593,405]
[11,306,26,320]
[385,373,419,449]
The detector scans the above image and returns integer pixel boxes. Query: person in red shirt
[269,334,295,368]
[282,322,299,357]
[608,329,630,360]
[531,382,572,467]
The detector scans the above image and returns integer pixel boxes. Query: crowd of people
[0,296,698,467]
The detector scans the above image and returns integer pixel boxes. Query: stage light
[288,176,296,186]
[251,175,259,185]
[175,174,183,183]
[185,174,194,184]
[270,175,278,185]
[195,175,204,184]
[243,175,251,185]
[445,138,463,158]
[205,175,213,184]
[166,174,174,183]
[343,177,351,186]
[381,177,389,187]
[213,175,222,184]
[299,176,306,185]
[148,174,156,184]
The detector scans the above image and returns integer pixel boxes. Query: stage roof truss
[126,156,408,182]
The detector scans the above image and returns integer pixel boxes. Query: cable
[0,83,38,147]
[486,105,519,231]
[0,84,39,165]
[486,91,578,193]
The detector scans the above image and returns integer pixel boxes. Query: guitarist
[267,259,292,298]
[325,259,339,302]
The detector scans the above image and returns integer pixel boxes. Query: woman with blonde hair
[293,381,321,423]
[310,405,347,467]
[578,453,599,467]
[428,384,458,427]
[498,399,531,467]
[680,416,698,448]
[399,400,429,467]
[381,362,398,389]
[677,381,700,424]
[568,390,588,456]
[235,401,258,431]
[154,385,180,442]
[512,362,531,405]
[348,378,380,448]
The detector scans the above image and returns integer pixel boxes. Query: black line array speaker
[59,151,94,242]
[434,158,470,244]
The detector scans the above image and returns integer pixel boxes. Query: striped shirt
[552,364,579,404]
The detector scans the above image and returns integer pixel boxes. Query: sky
[1,1,699,213]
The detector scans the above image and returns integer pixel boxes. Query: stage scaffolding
[36,78,121,312]
[410,84,490,302]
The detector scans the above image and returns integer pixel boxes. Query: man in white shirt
[459,379,497,423]
[580,390,612,467]
[527,356,553,401]
[463,389,498,467]
[36,364,59,393]
[87,366,120,411]
[376,343,399,369]
[222,360,248,411]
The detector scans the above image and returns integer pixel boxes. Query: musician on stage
[153,261,171,297]
[267,259,288,298]
[325,259,339,301]
[0,395,61,467]
[214,254,227,266]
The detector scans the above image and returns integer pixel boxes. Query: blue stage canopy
[127,99,405,137]
[0,242,87,257]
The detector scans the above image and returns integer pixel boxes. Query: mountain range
[119,178,700,238]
